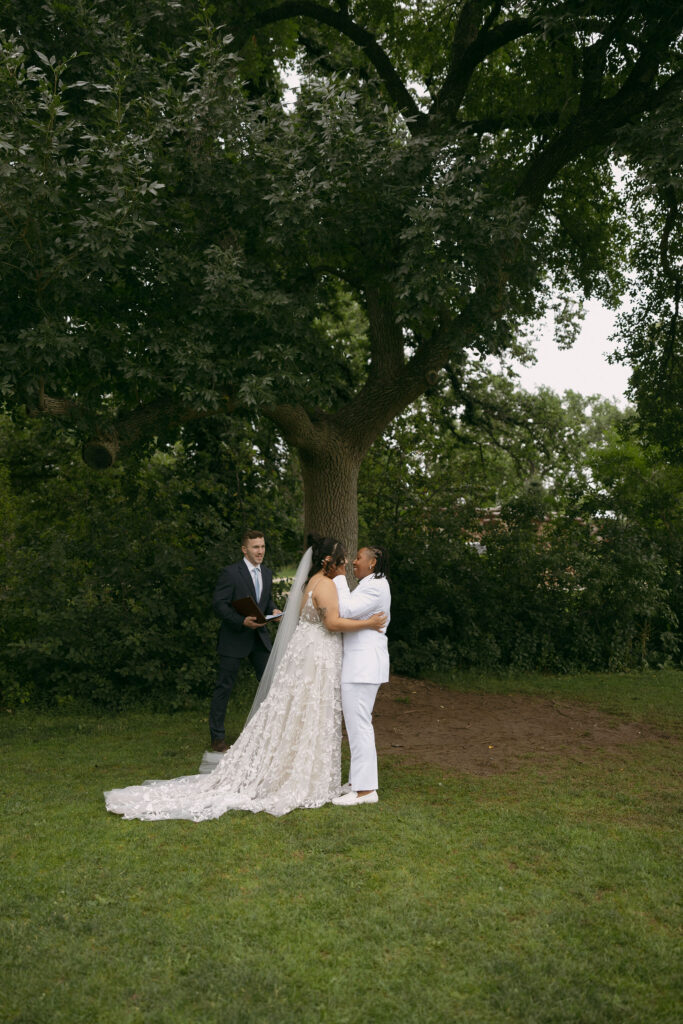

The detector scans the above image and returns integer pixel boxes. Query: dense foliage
[359,381,682,674]
[0,411,302,708]
[1,381,680,708]
[0,1,680,552]
[611,168,683,464]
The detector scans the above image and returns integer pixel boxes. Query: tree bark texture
[299,444,362,563]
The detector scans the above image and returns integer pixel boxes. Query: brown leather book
[231,597,282,625]
[231,596,266,624]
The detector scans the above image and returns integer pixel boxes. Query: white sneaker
[332,790,378,806]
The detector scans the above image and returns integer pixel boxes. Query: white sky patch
[511,300,630,405]
[282,62,299,109]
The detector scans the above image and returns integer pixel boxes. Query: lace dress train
[104,595,342,820]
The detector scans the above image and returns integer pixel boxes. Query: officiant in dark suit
[209,529,281,752]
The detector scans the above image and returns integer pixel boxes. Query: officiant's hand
[243,615,261,629]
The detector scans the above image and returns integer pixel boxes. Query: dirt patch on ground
[372,675,668,775]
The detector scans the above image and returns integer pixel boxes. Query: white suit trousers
[342,682,381,791]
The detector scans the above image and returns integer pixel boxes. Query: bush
[0,413,301,709]
[386,504,678,677]
[358,394,681,676]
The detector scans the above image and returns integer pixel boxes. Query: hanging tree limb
[431,10,540,120]
[237,1,421,122]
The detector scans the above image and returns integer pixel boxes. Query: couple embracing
[105,534,390,820]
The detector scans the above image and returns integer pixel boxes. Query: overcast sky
[510,300,631,405]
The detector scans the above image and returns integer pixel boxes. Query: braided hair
[304,533,347,586]
[365,545,390,581]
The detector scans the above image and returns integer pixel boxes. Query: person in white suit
[331,546,391,806]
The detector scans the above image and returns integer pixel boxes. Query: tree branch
[578,32,612,115]
[432,12,540,120]
[517,33,683,206]
[458,112,560,134]
[364,284,405,381]
[32,388,229,468]
[81,399,207,468]
[260,400,321,452]
[239,1,420,122]
[481,1,504,35]
[332,308,477,445]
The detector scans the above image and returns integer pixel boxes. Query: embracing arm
[335,575,388,625]
[313,578,386,634]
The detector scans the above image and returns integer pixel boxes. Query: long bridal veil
[244,546,313,725]
[104,543,344,818]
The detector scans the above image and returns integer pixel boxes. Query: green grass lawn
[1,671,680,1024]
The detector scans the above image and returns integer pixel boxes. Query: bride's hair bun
[303,533,347,586]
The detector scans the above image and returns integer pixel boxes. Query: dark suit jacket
[213,560,275,658]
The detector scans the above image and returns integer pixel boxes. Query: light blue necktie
[252,567,261,602]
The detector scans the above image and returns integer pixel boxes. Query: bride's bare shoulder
[300,572,330,607]
[303,571,324,594]
[311,575,337,602]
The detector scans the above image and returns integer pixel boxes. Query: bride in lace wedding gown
[104,538,385,820]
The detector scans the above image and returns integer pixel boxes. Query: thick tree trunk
[263,399,377,561]
[299,444,362,562]
[265,285,423,560]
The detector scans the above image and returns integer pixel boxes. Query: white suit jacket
[334,574,391,685]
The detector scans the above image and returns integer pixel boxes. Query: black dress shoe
[210,739,229,753]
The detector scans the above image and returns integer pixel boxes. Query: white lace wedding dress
[104,591,342,820]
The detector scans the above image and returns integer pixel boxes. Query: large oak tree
[1,1,681,552]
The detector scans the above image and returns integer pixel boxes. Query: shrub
[0,413,301,709]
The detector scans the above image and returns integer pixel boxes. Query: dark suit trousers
[209,644,271,740]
